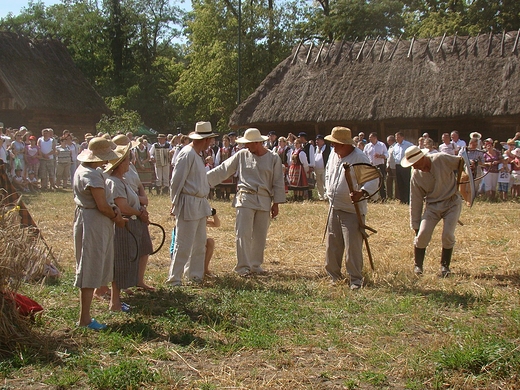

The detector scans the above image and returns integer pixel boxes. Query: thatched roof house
[229,31,520,143]
[0,32,108,137]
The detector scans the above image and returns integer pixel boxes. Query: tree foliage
[1,0,519,132]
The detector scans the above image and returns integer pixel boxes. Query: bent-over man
[400,145,463,277]
[207,128,285,276]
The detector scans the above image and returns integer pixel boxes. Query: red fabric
[3,292,44,317]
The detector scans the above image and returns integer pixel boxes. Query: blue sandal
[121,302,131,313]
[76,318,107,331]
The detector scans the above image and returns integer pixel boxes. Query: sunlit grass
[3,190,520,389]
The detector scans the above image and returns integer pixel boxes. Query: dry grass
[3,190,520,389]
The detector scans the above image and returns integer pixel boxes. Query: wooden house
[0,32,108,138]
[229,31,520,144]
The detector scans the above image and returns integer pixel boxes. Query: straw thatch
[0,32,109,135]
[229,31,520,141]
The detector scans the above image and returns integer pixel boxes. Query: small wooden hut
[0,32,108,137]
[229,31,520,144]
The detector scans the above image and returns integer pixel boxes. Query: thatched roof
[0,32,108,114]
[229,31,520,129]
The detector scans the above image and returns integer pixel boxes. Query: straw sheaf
[229,32,520,127]
[0,32,108,114]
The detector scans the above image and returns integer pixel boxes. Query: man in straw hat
[324,127,378,289]
[207,128,285,276]
[166,122,218,286]
[401,145,463,277]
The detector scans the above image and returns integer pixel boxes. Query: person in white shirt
[438,133,459,155]
[207,128,286,276]
[385,135,399,200]
[37,128,57,190]
[149,134,172,195]
[451,131,466,149]
[324,127,378,289]
[363,132,388,201]
[166,122,218,286]
[314,135,331,201]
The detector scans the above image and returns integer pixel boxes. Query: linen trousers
[155,164,170,187]
[235,207,270,275]
[314,168,326,200]
[166,214,206,285]
[414,196,462,249]
[325,208,364,286]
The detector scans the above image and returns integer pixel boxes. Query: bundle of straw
[0,197,50,355]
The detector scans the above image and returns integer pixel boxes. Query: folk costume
[324,127,378,289]
[402,146,463,277]
[207,128,286,276]
[149,136,171,192]
[288,148,309,188]
[167,122,217,286]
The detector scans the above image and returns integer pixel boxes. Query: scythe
[343,162,382,271]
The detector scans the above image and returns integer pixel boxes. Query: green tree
[174,0,306,131]
[97,95,143,135]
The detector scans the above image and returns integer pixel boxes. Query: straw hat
[401,145,426,168]
[77,137,119,162]
[236,128,268,143]
[324,127,355,145]
[469,132,482,139]
[104,144,131,173]
[112,134,139,148]
[189,122,218,140]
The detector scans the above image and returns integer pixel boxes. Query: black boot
[440,248,453,277]
[414,247,426,275]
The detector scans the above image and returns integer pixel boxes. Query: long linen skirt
[74,207,114,288]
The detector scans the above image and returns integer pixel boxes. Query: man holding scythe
[324,127,379,289]
[401,145,463,277]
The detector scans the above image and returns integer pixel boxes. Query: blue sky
[0,0,61,18]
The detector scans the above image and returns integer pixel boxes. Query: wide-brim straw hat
[401,145,426,168]
[112,134,139,148]
[104,144,131,173]
[77,137,119,162]
[236,128,268,143]
[189,121,218,140]
[470,132,482,139]
[324,127,355,145]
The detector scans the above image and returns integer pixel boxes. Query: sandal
[76,318,107,331]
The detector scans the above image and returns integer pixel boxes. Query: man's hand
[271,203,279,219]
[350,190,365,203]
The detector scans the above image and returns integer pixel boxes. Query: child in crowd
[27,171,40,192]
[497,161,511,201]
[12,168,29,192]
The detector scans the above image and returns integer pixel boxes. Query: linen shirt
[207,149,286,211]
[73,165,114,209]
[325,147,378,215]
[170,144,211,220]
[410,153,462,229]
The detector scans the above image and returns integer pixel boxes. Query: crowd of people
[2,119,520,330]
